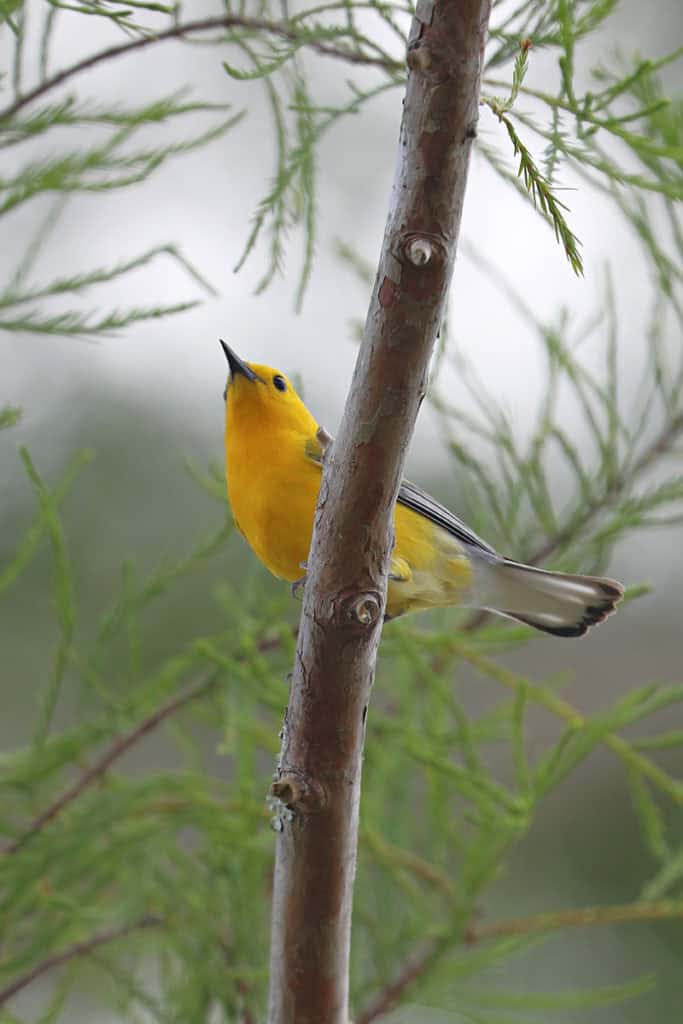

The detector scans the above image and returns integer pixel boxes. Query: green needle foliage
[3,436,683,1022]
[426,250,683,574]
[0,78,242,336]
[2,1,683,1022]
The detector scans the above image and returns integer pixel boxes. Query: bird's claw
[290,562,308,600]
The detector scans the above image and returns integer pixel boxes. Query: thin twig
[356,940,438,1024]
[358,899,683,1021]
[530,411,683,566]
[447,638,683,805]
[464,411,683,631]
[0,15,401,124]
[466,899,683,942]
[2,625,291,857]
[0,915,162,1006]
[2,675,217,855]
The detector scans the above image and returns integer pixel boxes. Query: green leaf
[0,405,21,429]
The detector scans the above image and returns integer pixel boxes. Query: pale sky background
[3,0,680,616]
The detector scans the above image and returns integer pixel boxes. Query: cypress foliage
[1,1,682,1020]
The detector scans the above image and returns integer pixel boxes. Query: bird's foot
[290,562,308,600]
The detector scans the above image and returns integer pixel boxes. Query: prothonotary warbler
[221,341,624,637]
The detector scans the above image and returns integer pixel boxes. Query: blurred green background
[2,0,683,1020]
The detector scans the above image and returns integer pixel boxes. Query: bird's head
[220,340,317,437]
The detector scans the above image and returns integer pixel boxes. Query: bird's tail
[476,558,624,638]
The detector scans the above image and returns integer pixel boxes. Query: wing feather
[305,426,495,555]
[397,479,496,554]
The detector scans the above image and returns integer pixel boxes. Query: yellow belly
[226,439,472,616]
[390,502,473,617]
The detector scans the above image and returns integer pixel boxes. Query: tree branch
[0,915,162,1007]
[2,624,291,857]
[356,898,683,1022]
[444,637,683,805]
[2,674,217,856]
[464,410,683,632]
[466,899,683,942]
[356,940,438,1024]
[267,2,493,1021]
[0,15,400,125]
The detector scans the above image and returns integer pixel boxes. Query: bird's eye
[273,374,287,392]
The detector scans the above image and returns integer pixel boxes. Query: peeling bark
[268,3,493,1021]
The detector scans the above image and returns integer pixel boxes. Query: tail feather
[479,559,624,638]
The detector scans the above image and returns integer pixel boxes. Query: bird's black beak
[220,340,260,382]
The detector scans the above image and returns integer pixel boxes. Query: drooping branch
[466,899,683,941]
[356,898,683,1021]
[267,2,493,1022]
[2,675,217,856]
[356,940,438,1024]
[2,625,293,858]
[0,915,162,1007]
[0,15,401,125]
[464,410,683,632]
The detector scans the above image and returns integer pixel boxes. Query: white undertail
[472,555,624,637]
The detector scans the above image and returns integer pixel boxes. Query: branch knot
[270,770,327,817]
[405,236,433,266]
[402,232,445,268]
[345,591,382,627]
[406,41,432,74]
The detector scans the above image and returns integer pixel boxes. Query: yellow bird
[221,342,623,637]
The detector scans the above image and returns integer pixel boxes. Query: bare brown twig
[2,675,217,856]
[357,899,683,1021]
[466,899,683,942]
[356,940,438,1024]
[464,411,683,632]
[0,915,162,1007]
[0,16,401,125]
[2,623,294,857]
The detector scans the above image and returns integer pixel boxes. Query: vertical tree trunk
[268,2,493,1021]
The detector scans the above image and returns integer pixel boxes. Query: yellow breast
[390,503,472,616]
[225,417,472,615]
[226,423,320,581]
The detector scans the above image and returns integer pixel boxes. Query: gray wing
[308,426,495,555]
[397,479,497,555]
